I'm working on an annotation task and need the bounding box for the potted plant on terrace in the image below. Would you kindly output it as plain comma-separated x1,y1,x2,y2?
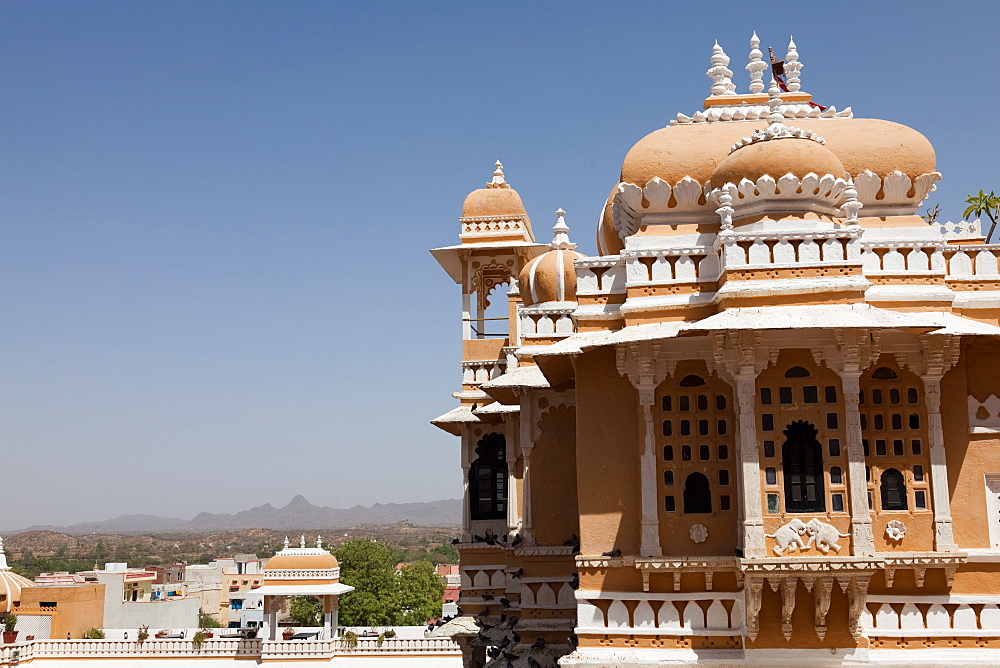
282,627,296,641
2,613,17,644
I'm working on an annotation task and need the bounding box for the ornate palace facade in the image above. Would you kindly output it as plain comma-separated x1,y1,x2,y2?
431,35,1000,666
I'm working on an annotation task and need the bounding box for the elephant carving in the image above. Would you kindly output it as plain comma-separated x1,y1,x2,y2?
764,518,808,555
805,518,850,554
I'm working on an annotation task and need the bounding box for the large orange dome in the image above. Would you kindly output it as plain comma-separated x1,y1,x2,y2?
621,117,935,188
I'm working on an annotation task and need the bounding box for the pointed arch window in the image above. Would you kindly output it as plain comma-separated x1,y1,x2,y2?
880,468,908,510
782,420,825,513
469,433,507,520
683,472,712,513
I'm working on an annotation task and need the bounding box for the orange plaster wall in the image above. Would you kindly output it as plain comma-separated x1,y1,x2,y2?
948,339,1000,548
463,338,507,362
574,348,641,556
531,403,580,546
19,585,105,639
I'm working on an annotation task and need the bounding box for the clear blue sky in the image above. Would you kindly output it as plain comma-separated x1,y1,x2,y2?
2,1,997,527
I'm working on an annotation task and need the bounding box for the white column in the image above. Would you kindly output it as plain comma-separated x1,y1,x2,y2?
736,370,765,557
461,427,473,543
841,371,875,556
505,418,519,532
640,401,662,557
462,291,472,340
922,374,958,551
519,395,534,543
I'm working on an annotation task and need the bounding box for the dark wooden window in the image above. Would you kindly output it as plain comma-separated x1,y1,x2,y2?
469,433,507,520
782,420,825,513
880,468,907,510
683,472,712,513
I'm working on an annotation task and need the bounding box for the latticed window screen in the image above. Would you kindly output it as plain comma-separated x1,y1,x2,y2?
469,433,507,520
782,420,825,513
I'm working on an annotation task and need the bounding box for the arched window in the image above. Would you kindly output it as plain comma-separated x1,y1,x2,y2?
880,468,908,510
785,366,811,378
683,472,712,513
679,374,706,387
469,433,507,520
871,367,899,380
782,420,825,513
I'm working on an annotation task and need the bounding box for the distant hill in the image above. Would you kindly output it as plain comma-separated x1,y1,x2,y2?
5,496,461,535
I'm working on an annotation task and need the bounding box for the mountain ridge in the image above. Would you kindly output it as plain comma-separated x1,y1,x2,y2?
5,497,461,535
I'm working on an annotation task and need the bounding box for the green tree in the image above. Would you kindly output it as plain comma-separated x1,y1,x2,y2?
288,596,323,627
334,540,401,626
397,561,444,625
963,190,1000,242
429,543,460,564
198,610,222,629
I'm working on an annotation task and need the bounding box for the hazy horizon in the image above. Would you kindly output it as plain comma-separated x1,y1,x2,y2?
3,1,997,526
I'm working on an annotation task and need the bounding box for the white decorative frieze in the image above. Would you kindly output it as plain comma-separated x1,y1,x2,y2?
852,170,941,216
935,219,983,239
710,173,852,219
575,591,743,637
863,599,1000,637
969,395,1000,434
612,177,711,235
671,103,852,125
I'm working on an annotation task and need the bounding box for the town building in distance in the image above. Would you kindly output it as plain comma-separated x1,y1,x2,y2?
432,34,1000,666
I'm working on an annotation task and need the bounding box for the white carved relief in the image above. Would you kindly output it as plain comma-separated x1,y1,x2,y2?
852,170,941,215
935,219,983,239
690,524,709,544
672,103,852,125
711,173,852,220
806,518,850,554
765,518,808,555
885,520,907,541
969,395,1000,433
612,177,711,238
765,518,849,555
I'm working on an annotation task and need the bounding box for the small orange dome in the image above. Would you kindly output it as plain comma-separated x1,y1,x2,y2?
710,134,847,188
519,209,585,306
264,552,339,572
462,160,530,220
596,189,624,256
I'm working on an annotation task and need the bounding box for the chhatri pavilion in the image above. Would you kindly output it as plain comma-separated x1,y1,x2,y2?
432,35,1000,666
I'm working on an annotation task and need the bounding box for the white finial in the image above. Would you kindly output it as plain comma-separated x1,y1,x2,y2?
841,182,863,224
716,191,734,230
283,536,290,550
300,534,306,549
550,208,577,251
707,40,736,96
316,535,323,549
767,78,785,125
785,36,802,93
488,160,509,188
746,32,766,95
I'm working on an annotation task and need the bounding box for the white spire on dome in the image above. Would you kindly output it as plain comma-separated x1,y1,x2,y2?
747,32,766,95
785,36,802,93
300,534,306,549
550,208,577,250
727,77,826,153
707,40,736,96
487,160,510,189
0,535,9,571
316,535,323,549
767,77,785,125
283,536,290,550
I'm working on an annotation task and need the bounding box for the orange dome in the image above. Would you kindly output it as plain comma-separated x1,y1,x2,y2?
620,117,935,188
519,209,585,306
519,249,585,306
710,135,847,188
264,551,339,572
461,160,531,223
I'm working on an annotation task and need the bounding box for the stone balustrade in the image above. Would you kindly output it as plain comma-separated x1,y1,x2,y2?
863,597,1000,637
461,358,507,385
859,242,1000,279
575,591,744,636
520,307,575,338
575,257,627,296
0,637,461,662
718,230,862,268
622,247,722,284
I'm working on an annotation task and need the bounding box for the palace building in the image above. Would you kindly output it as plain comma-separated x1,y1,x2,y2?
431,35,1000,666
